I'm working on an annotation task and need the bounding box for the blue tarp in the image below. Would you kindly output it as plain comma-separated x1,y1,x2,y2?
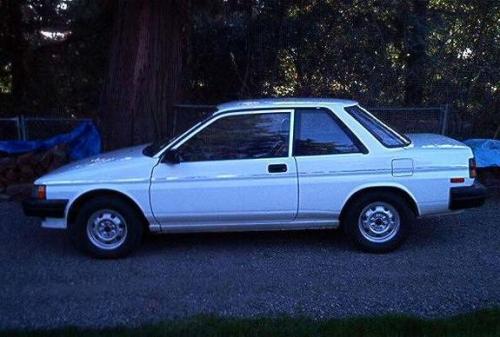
0,121,101,161
464,139,500,168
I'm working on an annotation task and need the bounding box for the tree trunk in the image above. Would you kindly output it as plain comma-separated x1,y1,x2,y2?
99,0,189,149
404,0,429,105
7,0,28,114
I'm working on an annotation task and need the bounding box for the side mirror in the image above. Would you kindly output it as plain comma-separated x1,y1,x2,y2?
163,149,180,164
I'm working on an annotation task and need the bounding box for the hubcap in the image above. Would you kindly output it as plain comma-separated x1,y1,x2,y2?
86,209,127,250
358,202,400,243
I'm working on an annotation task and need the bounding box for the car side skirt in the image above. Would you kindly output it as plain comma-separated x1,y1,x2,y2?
147,218,340,234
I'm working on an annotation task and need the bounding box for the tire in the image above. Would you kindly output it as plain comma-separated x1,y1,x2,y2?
69,196,144,258
343,191,414,253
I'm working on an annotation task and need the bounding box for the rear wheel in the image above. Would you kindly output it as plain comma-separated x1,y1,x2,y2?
343,191,413,253
69,196,143,258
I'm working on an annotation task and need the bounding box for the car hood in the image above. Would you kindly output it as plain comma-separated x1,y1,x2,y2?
37,144,158,185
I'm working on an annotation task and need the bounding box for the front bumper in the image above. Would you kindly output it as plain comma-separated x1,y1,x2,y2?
22,198,68,218
449,182,487,210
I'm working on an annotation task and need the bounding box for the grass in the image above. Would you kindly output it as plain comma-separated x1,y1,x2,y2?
1,308,499,337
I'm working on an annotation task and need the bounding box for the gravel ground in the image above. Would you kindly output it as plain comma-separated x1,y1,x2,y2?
0,199,499,330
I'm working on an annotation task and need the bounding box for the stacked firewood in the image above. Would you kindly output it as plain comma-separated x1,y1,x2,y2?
0,145,69,200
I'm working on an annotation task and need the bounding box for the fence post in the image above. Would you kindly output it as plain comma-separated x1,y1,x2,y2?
441,104,449,135
15,116,21,140
19,115,27,141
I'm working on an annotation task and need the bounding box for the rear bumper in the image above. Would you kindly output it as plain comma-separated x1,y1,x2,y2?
22,198,68,218
449,182,487,210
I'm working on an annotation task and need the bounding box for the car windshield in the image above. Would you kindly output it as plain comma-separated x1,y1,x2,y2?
143,111,215,156
345,105,411,148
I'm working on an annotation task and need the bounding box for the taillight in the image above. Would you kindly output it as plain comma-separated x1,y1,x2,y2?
469,158,477,178
32,185,46,200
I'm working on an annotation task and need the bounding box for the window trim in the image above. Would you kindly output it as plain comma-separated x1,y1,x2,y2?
292,107,369,157
170,109,295,163
345,105,411,148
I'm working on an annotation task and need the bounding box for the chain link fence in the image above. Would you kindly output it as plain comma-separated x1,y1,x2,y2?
0,116,91,141
171,104,451,138
0,105,451,142
368,106,449,135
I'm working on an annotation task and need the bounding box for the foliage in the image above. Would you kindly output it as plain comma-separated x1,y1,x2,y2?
0,0,498,137
187,0,499,137
0,0,110,117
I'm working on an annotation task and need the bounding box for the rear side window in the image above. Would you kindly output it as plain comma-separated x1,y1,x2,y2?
294,108,364,156
345,105,410,148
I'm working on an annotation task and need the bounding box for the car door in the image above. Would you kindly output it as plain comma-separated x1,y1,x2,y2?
293,107,369,221
150,110,298,230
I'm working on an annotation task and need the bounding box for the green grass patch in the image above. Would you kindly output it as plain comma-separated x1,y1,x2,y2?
2,308,499,337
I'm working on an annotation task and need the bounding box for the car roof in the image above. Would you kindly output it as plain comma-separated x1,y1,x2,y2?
215,98,358,114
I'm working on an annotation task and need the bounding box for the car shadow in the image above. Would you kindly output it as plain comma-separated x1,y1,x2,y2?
19,207,470,259
137,211,458,257
139,228,351,256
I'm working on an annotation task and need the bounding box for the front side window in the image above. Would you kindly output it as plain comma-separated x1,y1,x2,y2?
345,105,411,147
178,112,290,162
294,108,363,156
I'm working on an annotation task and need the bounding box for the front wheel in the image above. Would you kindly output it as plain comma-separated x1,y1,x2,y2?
69,196,144,258
343,191,414,253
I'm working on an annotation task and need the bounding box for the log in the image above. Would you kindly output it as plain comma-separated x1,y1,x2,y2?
20,165,35,180
0,157,16,170
16,152,35,166
5,169,18,182
39,151,53,170
5,183,32,200
0,145,71,193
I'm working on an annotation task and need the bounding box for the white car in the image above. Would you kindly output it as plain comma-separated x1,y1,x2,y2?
23,99,487,258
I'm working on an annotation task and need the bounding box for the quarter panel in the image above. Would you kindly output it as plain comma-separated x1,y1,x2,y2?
294,105,474,220
296,149,471,220
295,153,390,218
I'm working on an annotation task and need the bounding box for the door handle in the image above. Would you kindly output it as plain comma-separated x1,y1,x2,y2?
268,163,287,173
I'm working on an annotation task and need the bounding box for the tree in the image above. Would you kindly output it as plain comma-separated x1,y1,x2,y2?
0,0,110,117
401,0,429,105
0,0,497,140
1,0,28,113
98,0,189,149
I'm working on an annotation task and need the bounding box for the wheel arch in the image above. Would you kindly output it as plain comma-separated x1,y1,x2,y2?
67,189,149,231
339,185,420,223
